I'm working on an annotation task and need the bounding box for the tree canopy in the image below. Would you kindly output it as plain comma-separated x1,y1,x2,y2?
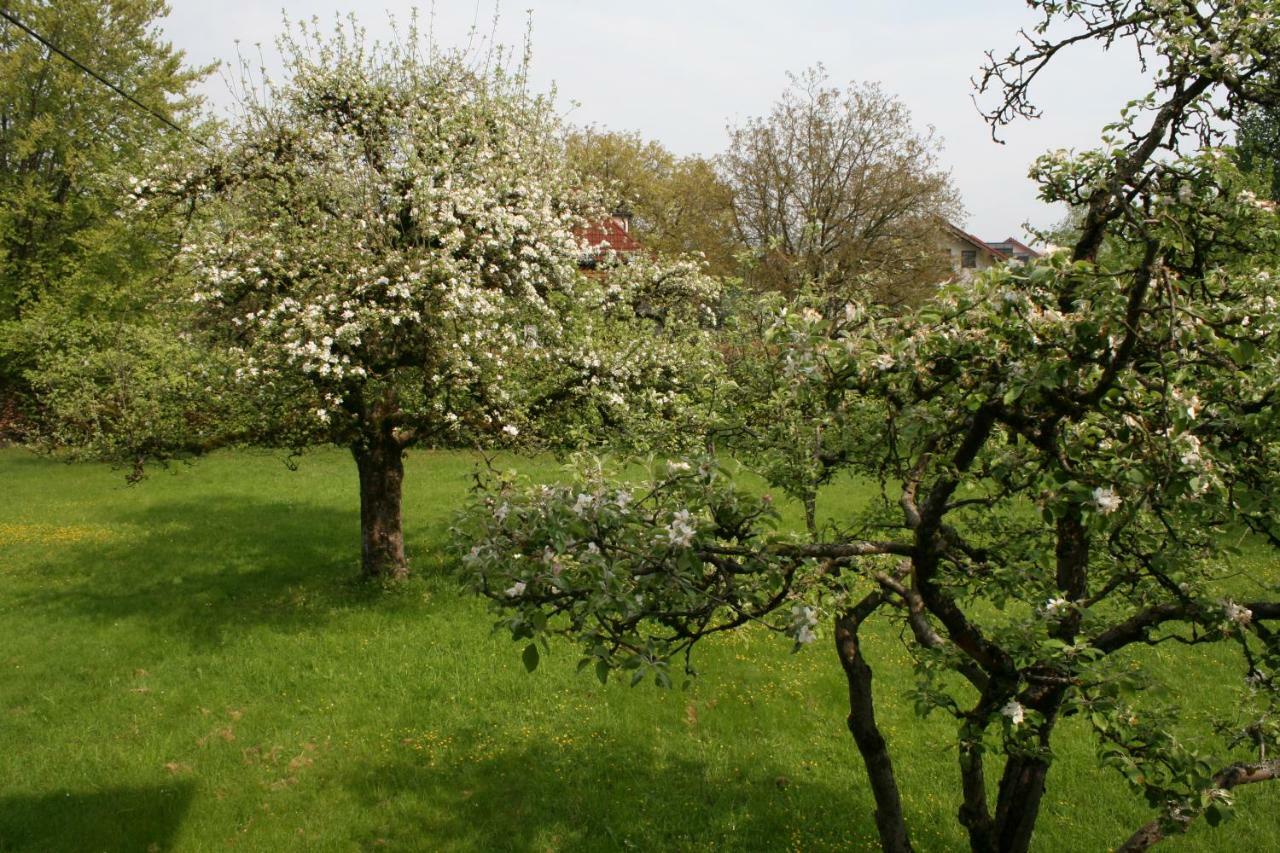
0,0,207,413
720,66,961,307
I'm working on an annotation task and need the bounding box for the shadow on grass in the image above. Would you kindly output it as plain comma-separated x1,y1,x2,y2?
0,782,195,852
15,495,424,648
340,740,877,851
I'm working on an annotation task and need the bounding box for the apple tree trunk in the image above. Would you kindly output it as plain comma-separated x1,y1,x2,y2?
352,435,408,581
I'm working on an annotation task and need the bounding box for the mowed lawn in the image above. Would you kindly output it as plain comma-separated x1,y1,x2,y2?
0,447,1276,852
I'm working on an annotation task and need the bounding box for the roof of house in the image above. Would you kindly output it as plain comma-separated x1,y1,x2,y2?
576,217,642,254
986,236,1042,259
941,220,1009,261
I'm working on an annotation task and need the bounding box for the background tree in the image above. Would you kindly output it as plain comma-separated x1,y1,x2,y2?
720,66,961,307
713,294,885,538
1236,93,1280,201
565,128,741,278
462,3,1280,852
0,0,206,425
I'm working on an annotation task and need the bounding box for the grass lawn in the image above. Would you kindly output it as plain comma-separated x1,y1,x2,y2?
0,446,1276,851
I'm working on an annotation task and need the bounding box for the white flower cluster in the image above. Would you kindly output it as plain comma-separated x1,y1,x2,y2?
1239,189,1278,212
573,492,597,517
1221,600,1253,627
789,604,819,646
1040,597,1071,619
1091,487,1122,515
666,509,697,547
872,353,896,372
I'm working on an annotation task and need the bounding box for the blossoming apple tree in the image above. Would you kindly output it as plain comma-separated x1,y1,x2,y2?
168,19,718,580
459,3,1280,850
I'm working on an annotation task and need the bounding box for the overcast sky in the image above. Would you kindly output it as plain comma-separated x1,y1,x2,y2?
159,1,1153,243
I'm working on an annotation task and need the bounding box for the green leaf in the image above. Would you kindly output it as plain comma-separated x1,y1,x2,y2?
522,643,540,673
595,660,609,686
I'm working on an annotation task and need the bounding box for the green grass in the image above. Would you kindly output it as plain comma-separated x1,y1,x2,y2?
0,446,1275,851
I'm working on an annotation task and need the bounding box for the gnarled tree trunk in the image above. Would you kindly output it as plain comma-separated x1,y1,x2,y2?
836,593,915,853
992,750,1053,853
352,432,408,581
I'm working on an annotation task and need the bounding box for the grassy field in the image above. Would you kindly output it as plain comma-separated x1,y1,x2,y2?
0,446,1276,852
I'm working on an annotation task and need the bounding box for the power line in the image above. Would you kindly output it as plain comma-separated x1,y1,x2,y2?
0,6,204,146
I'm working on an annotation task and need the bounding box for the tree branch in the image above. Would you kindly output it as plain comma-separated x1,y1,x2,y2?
1117,759,1280,852
1091,602,1280,654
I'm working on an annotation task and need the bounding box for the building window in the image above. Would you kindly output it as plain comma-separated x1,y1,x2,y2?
961,250,977,269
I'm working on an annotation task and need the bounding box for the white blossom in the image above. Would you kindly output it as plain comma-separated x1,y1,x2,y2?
1091,487,1121,515
666,509,697,547
790,604,820,645
1001,700,1025,726
1041,597,1071,618
1223,600,1253,626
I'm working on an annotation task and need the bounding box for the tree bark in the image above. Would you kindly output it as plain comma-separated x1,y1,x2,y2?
835,594,915,853
992,753,1051,853
957,732,996,853
803,490,818,539
352,433,408,581
991,706,1061,853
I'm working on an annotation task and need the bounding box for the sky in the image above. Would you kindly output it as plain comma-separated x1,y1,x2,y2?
158,1,1154,243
